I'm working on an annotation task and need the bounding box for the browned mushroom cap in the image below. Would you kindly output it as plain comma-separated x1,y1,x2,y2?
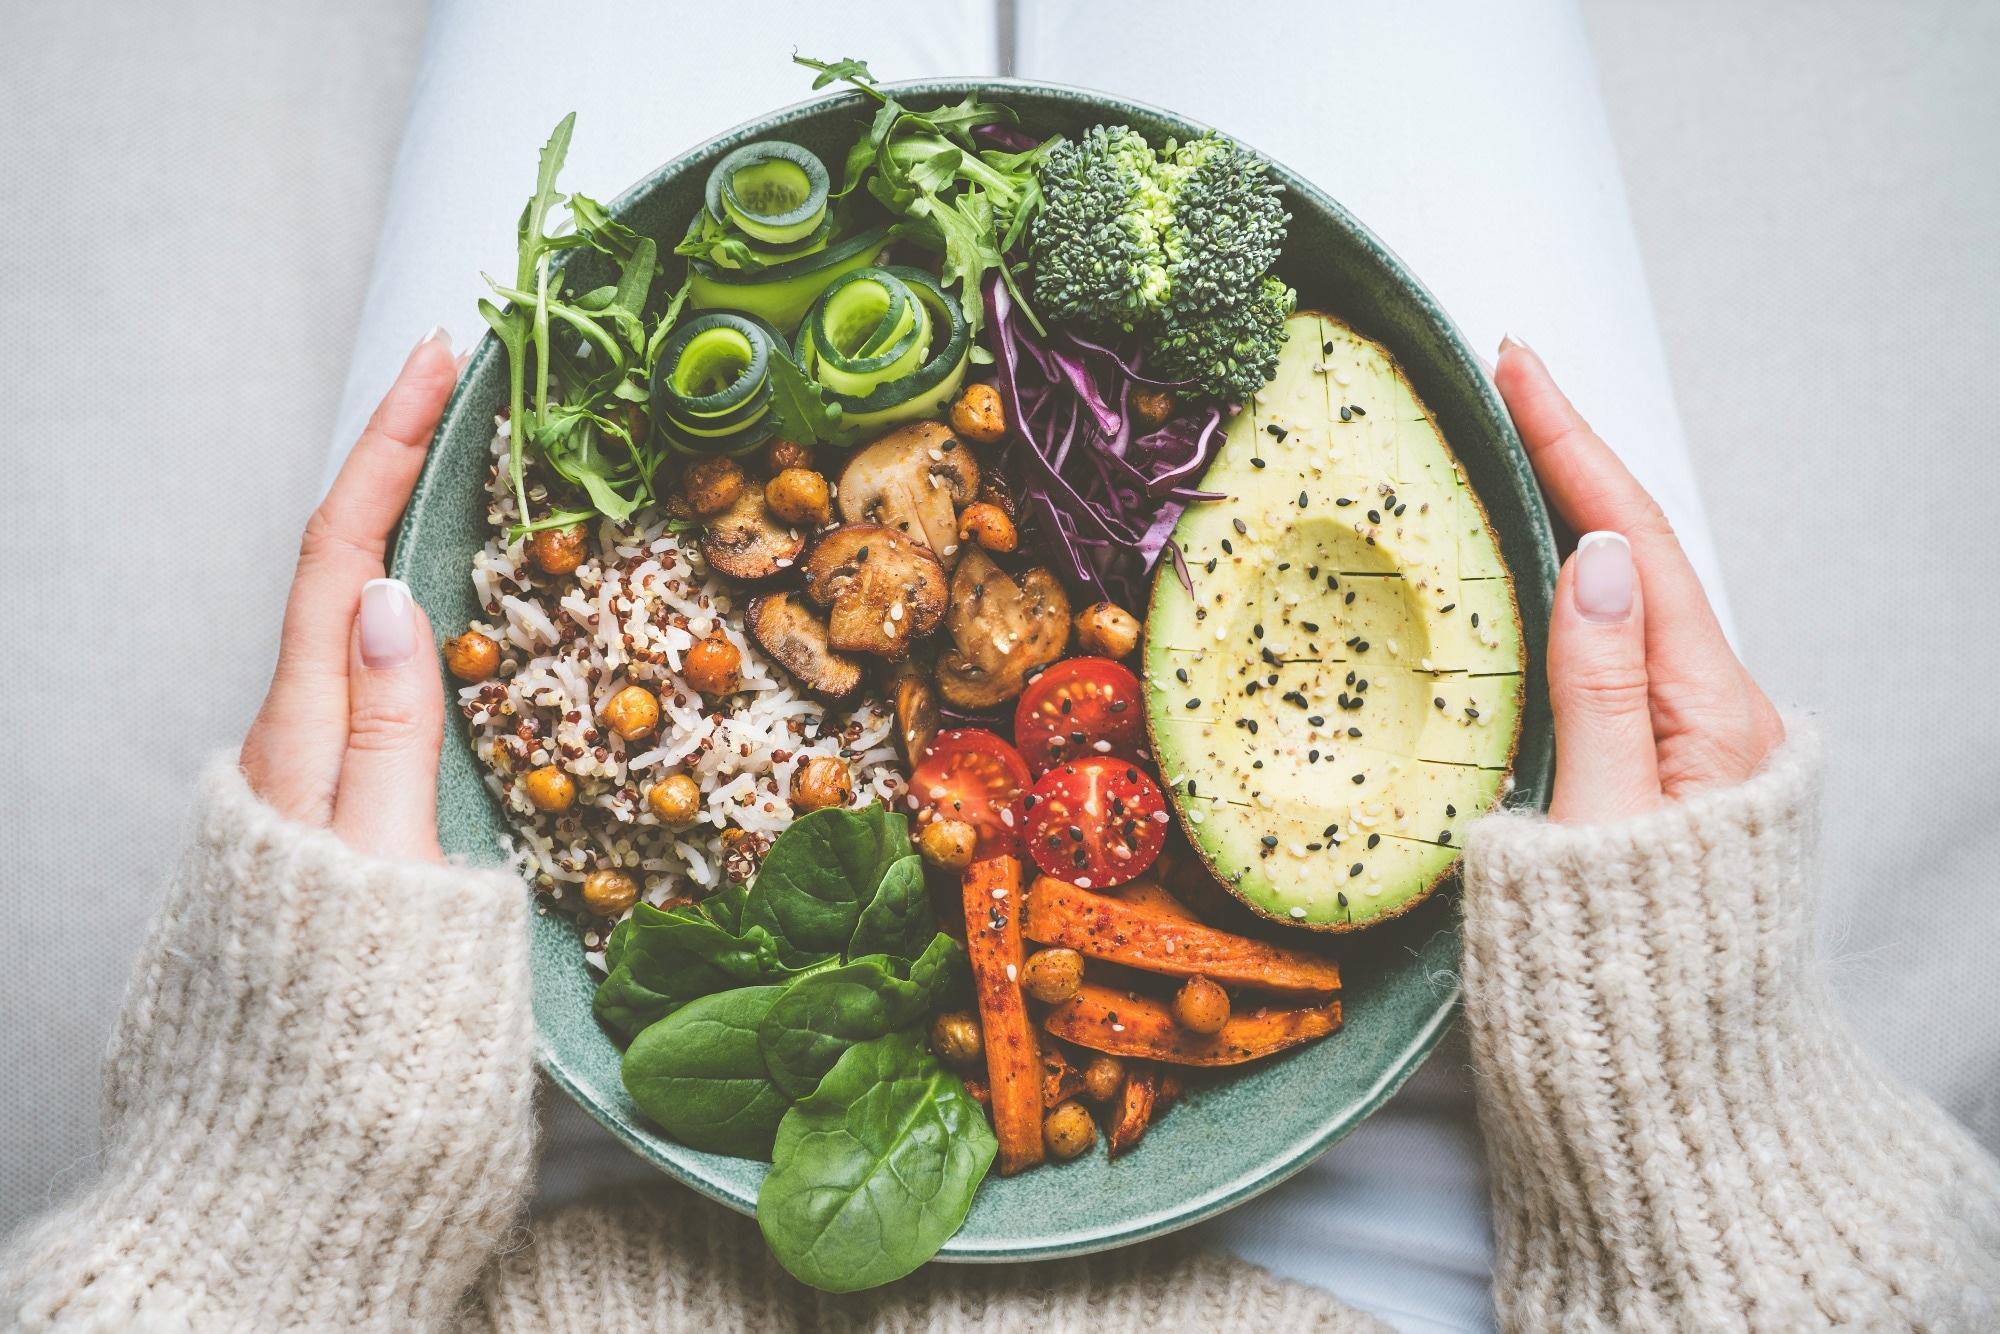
890,664,939,764
800,523,948,660
700,486,807,581
836,421,980,568
746,592,864,701
935,548,1071,709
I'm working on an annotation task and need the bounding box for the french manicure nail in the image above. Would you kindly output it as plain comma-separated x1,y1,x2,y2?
416,325,450,352
1498,332,1529,357
1574,531,1634,623
360,578,418,667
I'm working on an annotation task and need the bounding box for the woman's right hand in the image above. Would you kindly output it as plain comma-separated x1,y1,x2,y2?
1493,336,1786,823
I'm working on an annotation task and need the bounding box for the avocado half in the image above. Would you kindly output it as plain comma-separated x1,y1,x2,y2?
1144,310,1524,932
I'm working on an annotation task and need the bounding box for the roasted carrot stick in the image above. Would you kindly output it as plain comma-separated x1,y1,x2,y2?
963,856,1044,1175
1044,983,1342,1066
1023,877,1342,997
1109,875,1199,922
1107,1064,1158,1158
1042,1045,1086,1109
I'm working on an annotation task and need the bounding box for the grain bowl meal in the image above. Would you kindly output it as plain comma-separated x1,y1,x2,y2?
444,55,1523,1291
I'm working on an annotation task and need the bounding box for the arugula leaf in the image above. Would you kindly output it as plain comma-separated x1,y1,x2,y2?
758,1030,996,1292
756,935,960,1101
765,350,843,447
623,986,792,1158
743,804,911,958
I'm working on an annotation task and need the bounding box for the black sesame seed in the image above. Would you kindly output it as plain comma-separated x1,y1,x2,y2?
1023,793,1038,809
1307,714,1325,726
1307,841,1323,851
1207,557,1219,574
1440,602,1456,613
1301,621,1319,633
1356,678,1369,693
1439,830,1453,845
1253,623,1265,639
1352,773,1366,785
1350,404,1366,416
1068,825,1084,842
1322,823,1339,838
1060,698,1073,714
1466,706,1481,719
1349,863,1364,877
1233,517,1249,536
1251,457,1267,469
1348,727,1361,737
1471,612,1481,628
1298,491,1310,508
1176,667,1189,683
1322,340,1334,356
1308,748,1320,762
1339,405,1352,421
1355,640,1370,653
1266,423,1285,438
1307,565,1319,579
1220,538,1234,555
1261,834,1279,848
1245,682,1259,696
1367,509,1382,524
1186,698,1201,709
1345,591,1356,604
1395,503,1407,517
1126,767,1138,782
1246,719,1259,734
1336,497,1353,507
1110,699,1128,713
1073,849,1089,867
1367,833,1381,849
1277,562,1289,571
1445,804,1456,817
1435,696,1447,709
1345,670,1356,685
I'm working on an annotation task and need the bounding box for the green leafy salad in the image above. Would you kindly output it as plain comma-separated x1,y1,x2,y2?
600,804,990,1291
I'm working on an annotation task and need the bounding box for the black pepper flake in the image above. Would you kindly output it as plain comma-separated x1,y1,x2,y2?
1339,406,1353,421
1446,803,1457,817
1351,773,1366,785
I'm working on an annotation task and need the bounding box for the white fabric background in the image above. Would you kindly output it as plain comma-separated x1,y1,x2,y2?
2,2,1994,1329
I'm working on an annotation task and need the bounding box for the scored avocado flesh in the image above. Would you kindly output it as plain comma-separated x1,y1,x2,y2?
1144,310,1523,931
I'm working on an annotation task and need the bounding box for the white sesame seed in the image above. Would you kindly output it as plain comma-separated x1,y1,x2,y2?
1290,906,1307,919
1005,963,1018,981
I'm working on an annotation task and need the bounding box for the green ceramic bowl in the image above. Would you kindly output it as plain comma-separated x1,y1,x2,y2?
392,79,1557,1263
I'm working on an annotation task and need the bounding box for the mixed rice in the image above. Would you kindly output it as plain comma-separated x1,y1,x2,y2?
456,422,904,936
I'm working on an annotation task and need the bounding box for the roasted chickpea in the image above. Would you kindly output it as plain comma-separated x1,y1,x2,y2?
1172,975,1230,1035
683,456,746,516
930,1010,984,1071
581,867,640,916
949,382,1007,444
790,755,854,812
1022,947,1085,1004
682,634,742,697
647,773,702,827
522,764,575,813
1130,386,1178,430
766,438,813,473
1043,1100,1097,1160
764,467,832,527
957,501,1017,554
444,630,501,682
1081,1054,1126,1103
601,684,660,740
529,523,588,576
917,817,977,871
1075,601,1142,659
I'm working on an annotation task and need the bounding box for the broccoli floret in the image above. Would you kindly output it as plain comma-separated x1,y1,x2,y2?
1028,127,1292,398
1029,125,1179,330
1161,136,1288,316
1149,276,1296,403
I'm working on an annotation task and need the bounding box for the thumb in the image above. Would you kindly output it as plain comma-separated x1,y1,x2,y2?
333,578,446,861
1547,531,1661,823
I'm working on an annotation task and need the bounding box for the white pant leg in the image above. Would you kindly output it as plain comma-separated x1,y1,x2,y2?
1019,5,1721,1328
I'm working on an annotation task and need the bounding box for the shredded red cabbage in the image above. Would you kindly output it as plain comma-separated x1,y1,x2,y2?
984,273,1227,606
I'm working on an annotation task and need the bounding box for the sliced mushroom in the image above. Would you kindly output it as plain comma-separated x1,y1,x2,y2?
935,548,1071,709
700,486,807,581
801,523,947,660
836,420,980,568
973,464,1016,520
746,592,864,701
891,665,940,764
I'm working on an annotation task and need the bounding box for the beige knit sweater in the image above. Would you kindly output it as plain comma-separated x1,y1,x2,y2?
3,728,1995,1330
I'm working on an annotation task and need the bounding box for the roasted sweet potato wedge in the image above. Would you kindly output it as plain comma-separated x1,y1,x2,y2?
1044,983,1342,1067
1042,1045,1086,1110
1108,875,1198,922
963,856,1043,1175
1107,1064,1159,1158
1023,878,1341,998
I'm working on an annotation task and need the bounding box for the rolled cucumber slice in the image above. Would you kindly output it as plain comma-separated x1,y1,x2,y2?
688,224,893,333
798,268,931,399
818,267,972,440
704,142,830,245
649,311,791,457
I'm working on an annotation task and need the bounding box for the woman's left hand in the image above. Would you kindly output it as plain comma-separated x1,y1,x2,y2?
239,328,459,860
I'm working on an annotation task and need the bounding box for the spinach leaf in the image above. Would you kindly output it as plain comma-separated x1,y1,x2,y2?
592,901,799,1040
757,934,961,1101
758,1030,995,1292
845,855,933,961
623,986,789,1158
744,804,910,959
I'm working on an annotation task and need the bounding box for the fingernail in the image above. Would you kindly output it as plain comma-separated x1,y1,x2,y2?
360,578,417,667
415,325,450,353
1574,531,1634,622
1498,333,1529,356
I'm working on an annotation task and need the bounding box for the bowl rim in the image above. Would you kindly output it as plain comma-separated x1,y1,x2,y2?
399,73,1552,1263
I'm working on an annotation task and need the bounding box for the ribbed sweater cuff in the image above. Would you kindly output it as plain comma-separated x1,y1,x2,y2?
464,1188,1388,1333
1460,723,2000,1329
2,759,537,1331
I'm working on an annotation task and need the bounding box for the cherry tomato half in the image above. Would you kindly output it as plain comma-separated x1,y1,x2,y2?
1022,756,1168,888
906,728,1032,859
1012,657,1147,777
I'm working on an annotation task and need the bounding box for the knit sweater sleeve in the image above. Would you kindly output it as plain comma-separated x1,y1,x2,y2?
1460,724,2000,1330
0,759,537,1331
